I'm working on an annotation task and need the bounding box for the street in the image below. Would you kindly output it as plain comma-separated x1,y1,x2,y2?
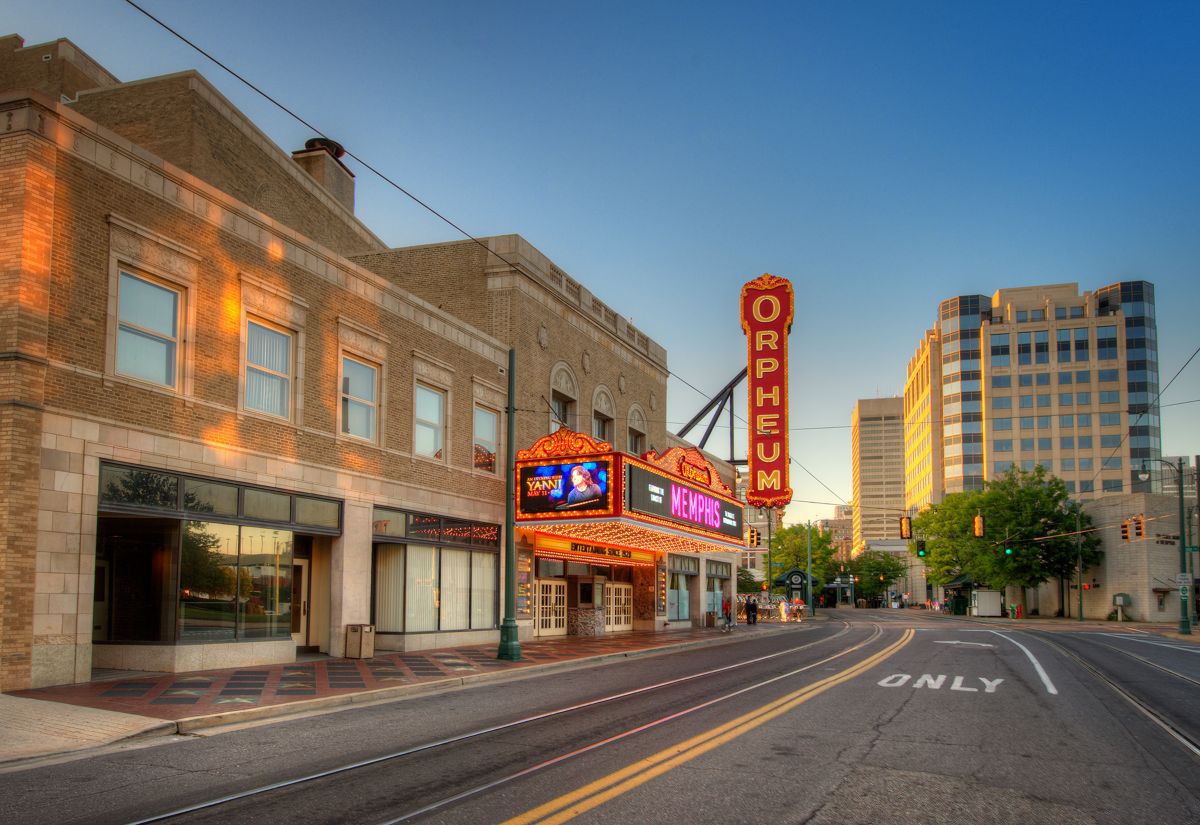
2,613,1197,824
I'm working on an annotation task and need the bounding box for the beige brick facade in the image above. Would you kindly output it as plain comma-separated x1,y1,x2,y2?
1033,492,1195,622
0,35,712,690
353,234,670,458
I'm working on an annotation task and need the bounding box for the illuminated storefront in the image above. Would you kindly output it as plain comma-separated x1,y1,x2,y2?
515,428,745,636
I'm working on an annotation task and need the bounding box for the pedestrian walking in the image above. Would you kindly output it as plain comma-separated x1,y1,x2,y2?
747,596,758,625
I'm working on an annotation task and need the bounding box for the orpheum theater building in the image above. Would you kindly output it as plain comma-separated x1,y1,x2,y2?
514,430,744,636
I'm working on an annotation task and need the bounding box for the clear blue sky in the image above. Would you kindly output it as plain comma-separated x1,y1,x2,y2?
10,1,1199,524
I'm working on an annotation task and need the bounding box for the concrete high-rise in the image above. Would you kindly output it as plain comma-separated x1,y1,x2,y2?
851,398,905,554
905,281,1161,505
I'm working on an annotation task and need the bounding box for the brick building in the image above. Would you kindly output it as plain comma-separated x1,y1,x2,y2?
0,35,738,690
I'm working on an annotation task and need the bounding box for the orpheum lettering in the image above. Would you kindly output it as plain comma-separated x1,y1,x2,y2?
740,274,794,508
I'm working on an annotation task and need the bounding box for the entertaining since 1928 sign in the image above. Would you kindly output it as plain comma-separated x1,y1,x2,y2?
740,273,794,508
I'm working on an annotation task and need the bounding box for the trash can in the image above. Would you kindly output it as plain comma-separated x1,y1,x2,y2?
704,611,717,628
345,624,375,658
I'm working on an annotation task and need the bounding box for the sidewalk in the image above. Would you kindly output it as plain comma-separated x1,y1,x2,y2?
1,622,795,766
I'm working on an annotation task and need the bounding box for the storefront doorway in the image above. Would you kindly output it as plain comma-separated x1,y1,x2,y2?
537,579,567,636
291,557,310,647
605,583,633,631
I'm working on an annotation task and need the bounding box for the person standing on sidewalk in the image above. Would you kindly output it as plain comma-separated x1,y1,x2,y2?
721,595,733,632
747,596,758,625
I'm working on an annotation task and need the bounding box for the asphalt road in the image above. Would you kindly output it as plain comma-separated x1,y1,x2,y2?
2,613,1197,825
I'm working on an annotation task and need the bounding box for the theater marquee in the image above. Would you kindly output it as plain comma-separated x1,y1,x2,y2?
740,273,794,508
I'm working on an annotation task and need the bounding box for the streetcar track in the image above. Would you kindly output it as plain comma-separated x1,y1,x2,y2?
124,621,874,824
1074,635,1200,689
381,623,895,825
1028,631,1200,759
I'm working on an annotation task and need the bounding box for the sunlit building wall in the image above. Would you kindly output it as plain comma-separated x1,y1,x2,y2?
913,282,1161,504
904,328,943,514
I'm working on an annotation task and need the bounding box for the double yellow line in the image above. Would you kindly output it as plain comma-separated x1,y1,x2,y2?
504,628,914,825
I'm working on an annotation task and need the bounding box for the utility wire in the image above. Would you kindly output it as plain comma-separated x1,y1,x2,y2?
122,1,529,277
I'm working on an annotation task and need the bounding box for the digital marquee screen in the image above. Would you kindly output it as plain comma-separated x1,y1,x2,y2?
517,460,612,515
626,464,744,540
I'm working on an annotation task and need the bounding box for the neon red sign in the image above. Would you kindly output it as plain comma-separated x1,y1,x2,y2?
740,274,794,508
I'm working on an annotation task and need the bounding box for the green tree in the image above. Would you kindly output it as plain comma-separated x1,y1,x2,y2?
771,524,838,591
849,550,907,601
913,466,1103,603
736,566,759,593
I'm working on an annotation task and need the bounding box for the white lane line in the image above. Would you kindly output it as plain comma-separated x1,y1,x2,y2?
1097,633,1200,653
986,630,1058,695
933,640,994,648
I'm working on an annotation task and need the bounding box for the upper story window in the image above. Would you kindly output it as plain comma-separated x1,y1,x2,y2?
551,391,575,431
592,410,613,442
341,356,379,441
245,319,293,419
117,271,181,388
473,405,499,473
415,383,446,460
627,405,647,455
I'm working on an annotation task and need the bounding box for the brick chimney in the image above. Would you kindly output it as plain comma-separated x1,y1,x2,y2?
292,137,355,213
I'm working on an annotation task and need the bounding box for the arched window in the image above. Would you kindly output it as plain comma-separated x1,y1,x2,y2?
549,362,578,433
592,385,615,443
627,404,647,455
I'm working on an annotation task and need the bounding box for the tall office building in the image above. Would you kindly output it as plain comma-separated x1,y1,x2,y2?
816,504,854,561
908,281,1160,503
851,398,906,554
904,329,943,514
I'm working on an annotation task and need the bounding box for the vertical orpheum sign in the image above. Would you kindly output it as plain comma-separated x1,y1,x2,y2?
740,274,794,508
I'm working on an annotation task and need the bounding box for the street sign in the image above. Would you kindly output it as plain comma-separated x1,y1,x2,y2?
1176,573,1191,585
1182,585,1191,597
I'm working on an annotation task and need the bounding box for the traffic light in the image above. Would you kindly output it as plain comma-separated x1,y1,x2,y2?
899,516,912,539
747,527,761,547
761,581,768,591
1004,547,1013,556
973,514,985,538
1133,515,1145,539
1082,583,1091,591
1120,519,1130,542
916,540,928,557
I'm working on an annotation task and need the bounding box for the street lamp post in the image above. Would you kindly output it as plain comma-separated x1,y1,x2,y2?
1139,458,1191,635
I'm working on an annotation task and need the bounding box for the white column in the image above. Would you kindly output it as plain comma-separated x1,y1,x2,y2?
329,501,372,657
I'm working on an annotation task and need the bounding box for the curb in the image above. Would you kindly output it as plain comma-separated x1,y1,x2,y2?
172,627,783,734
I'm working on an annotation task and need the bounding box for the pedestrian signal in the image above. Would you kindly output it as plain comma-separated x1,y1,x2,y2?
761,581,768,591
900,516,912,539
973,514,985,538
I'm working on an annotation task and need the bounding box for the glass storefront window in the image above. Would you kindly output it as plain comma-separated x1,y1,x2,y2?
244,489,291,522
375,544,405,633
296,496,340,529
406,544,439,632
440,548,471,631
237,526,293,639
100,465,178,509
179,521,239,640
668,572,691,621
471,551,497,629
183,479,238,516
